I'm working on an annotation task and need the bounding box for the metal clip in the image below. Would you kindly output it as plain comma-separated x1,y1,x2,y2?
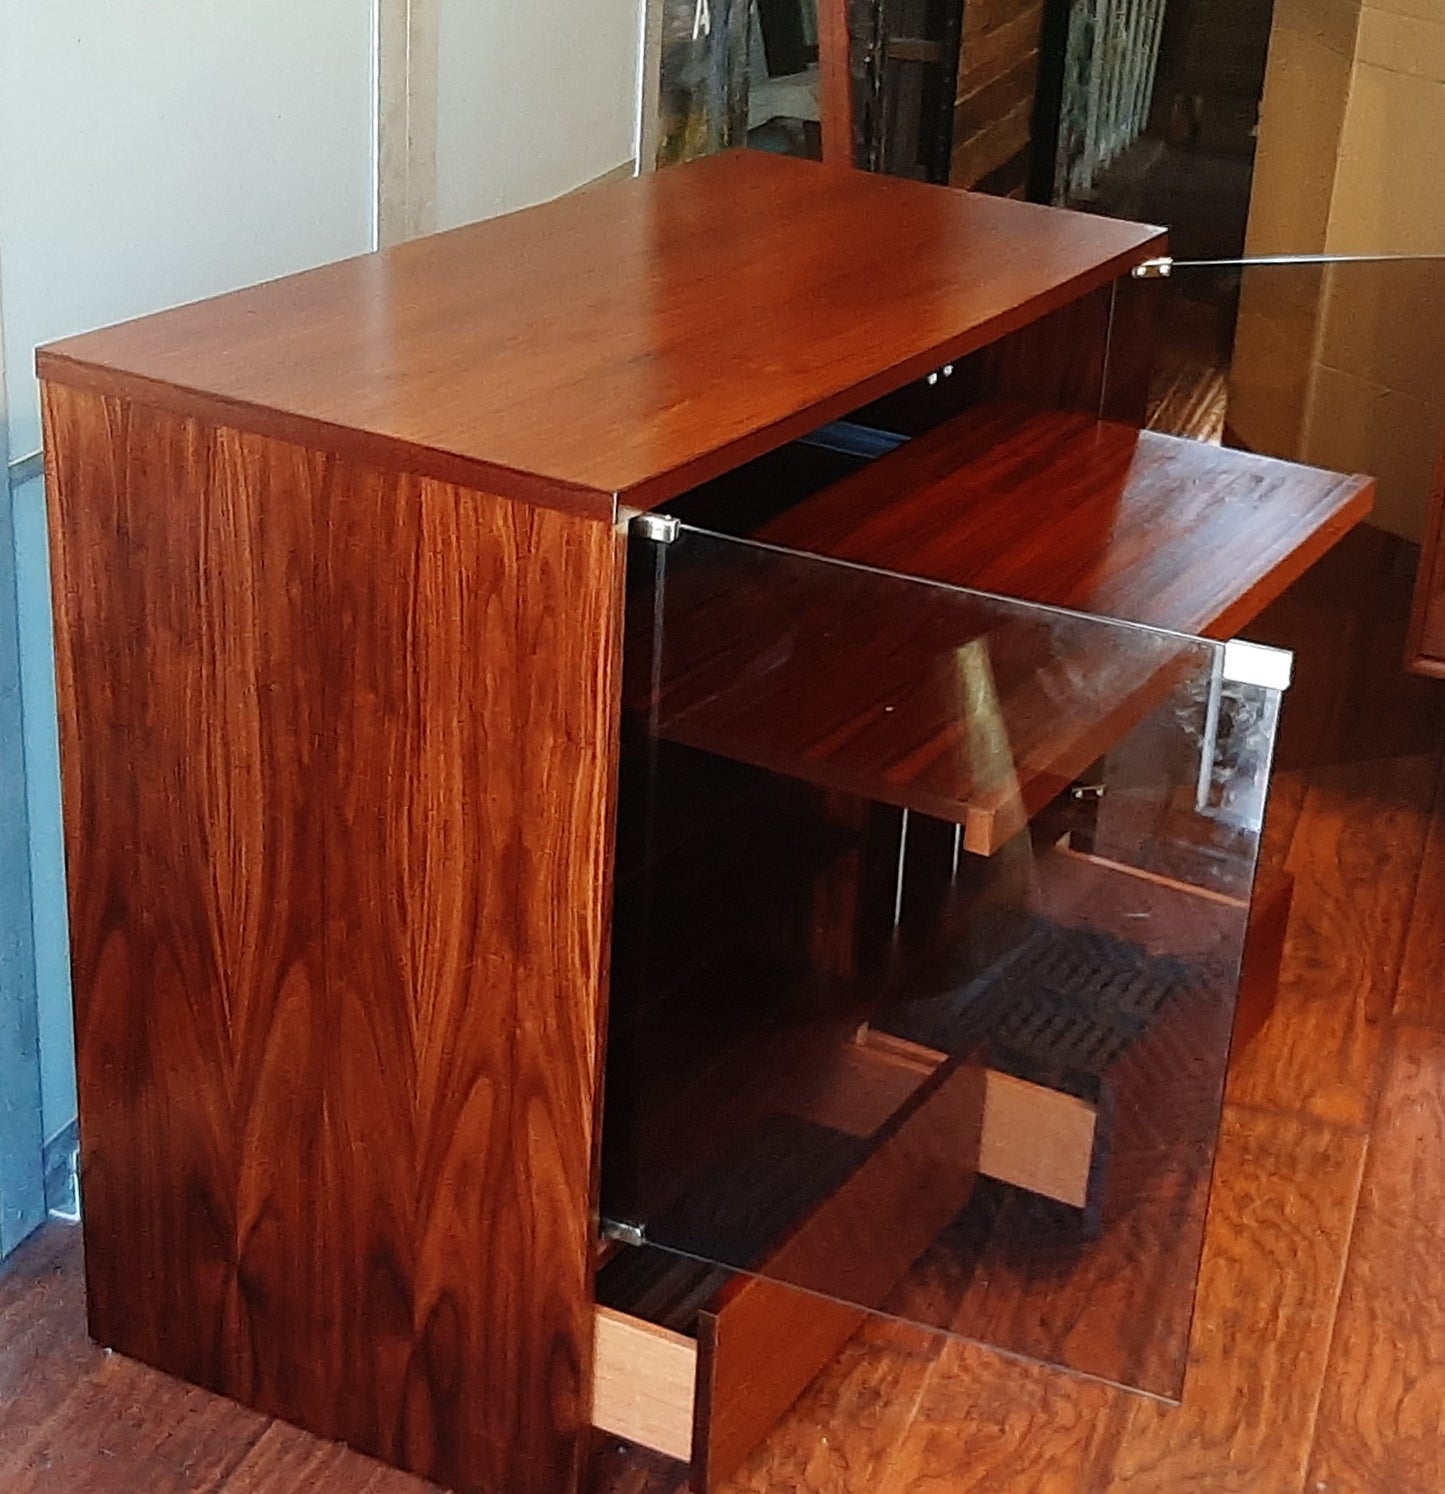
1221,639,1293,691
1130,257,1174,280
627,510,681,544
601,1218,647,1247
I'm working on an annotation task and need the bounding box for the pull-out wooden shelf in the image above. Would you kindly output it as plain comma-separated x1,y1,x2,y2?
631,401,1372,854
759,399,1374,638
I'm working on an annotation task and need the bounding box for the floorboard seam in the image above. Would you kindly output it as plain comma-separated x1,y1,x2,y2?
1297,1019,1399,1490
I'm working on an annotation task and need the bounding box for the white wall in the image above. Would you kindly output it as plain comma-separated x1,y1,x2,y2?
0,0,377,1144
0,0,377,460
434,0,641,229
0,0,645,1150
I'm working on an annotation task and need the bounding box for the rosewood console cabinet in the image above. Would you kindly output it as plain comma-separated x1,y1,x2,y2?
38,151,1372,1494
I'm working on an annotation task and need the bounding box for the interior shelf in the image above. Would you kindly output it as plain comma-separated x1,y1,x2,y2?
757,398,1374,639
627,545,1192,855
631,402,1368,854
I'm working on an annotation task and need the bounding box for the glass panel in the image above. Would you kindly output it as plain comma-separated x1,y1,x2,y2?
1032,0,1445,260
1142,258,1445,529
601,522,1285,1398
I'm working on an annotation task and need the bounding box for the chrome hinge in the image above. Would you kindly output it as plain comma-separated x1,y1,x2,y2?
601,1217,648,1248
625,509,681,544
1131,257,1174,280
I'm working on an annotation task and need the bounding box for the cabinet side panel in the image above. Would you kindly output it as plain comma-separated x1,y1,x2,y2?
959,276,1158,425
1406,437,1445,676
41,382,623,1494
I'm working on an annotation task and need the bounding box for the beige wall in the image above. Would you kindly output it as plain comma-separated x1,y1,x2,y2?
1231,0,1445,540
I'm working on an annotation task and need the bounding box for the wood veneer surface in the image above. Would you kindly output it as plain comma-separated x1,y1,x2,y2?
628,531,1208,856
36,152,1163,515
41,383,624,1494
1308,1024,1445,1492
6,526,1443,1494
759,399,1375,640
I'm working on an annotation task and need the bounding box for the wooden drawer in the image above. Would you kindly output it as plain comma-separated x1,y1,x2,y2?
593,1044,986,1489
590,1028,1122,1487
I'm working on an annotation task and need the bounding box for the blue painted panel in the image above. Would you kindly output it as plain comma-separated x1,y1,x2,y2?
13,473,74,1144
0,468,45,1258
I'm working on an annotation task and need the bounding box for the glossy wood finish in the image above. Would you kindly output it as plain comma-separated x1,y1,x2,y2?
1308,1024,1445,1492
959,280,1156,426
697,1278,869,1489
1405,435,1445,676
760,399,1375,640
1101,1108,1365,1492
1232,867,1293,1055
37,152,1164,515
1396,753,1445,1026
8,527,1444,1494
41,383,625,1494
632,534,1206,855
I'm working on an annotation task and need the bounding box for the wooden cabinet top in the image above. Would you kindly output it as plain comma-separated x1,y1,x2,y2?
38,151,1163,518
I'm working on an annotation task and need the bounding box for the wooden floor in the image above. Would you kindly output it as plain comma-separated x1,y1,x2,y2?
5,525,1445,1493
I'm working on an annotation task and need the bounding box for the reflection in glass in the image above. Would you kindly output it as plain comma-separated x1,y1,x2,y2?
1144,257,1445,552
601,523,1283,1397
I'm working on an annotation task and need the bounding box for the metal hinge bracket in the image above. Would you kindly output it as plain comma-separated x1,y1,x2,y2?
1222,639,1293,691
1131,257,1174,280
624,509,681,544
601,1217,648,1248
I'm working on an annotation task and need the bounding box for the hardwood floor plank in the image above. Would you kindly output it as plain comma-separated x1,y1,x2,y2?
0,1351,266,1494
0,1231,97,1467
1226,754,1435,1127
0,1224,73,1317
1258,767,1308,877
720,1317,944,1494
220,1422,438,1492
1395,756,1445,1027
884,1335,1126,1492
1307,1026,1445,1494
1100,1106,1365,1492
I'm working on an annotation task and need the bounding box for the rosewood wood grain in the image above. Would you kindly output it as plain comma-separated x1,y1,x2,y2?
956,279,1156,426
1105,1106,1365,1492
738,1049,983,1311
696,1280,869,1491
631,536,1204,855
8,532,1445,1494
721,1316,943,1494
1307,1025,1445,1493
1396,753,1445,1027
1231,868,1293,1056
885,1332,1124,1492
832,273,1154,440
41,382,625,1494
1405,432,1445,676
36,153,1164,515
1226,754,1434,1128
758,399,1375,641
